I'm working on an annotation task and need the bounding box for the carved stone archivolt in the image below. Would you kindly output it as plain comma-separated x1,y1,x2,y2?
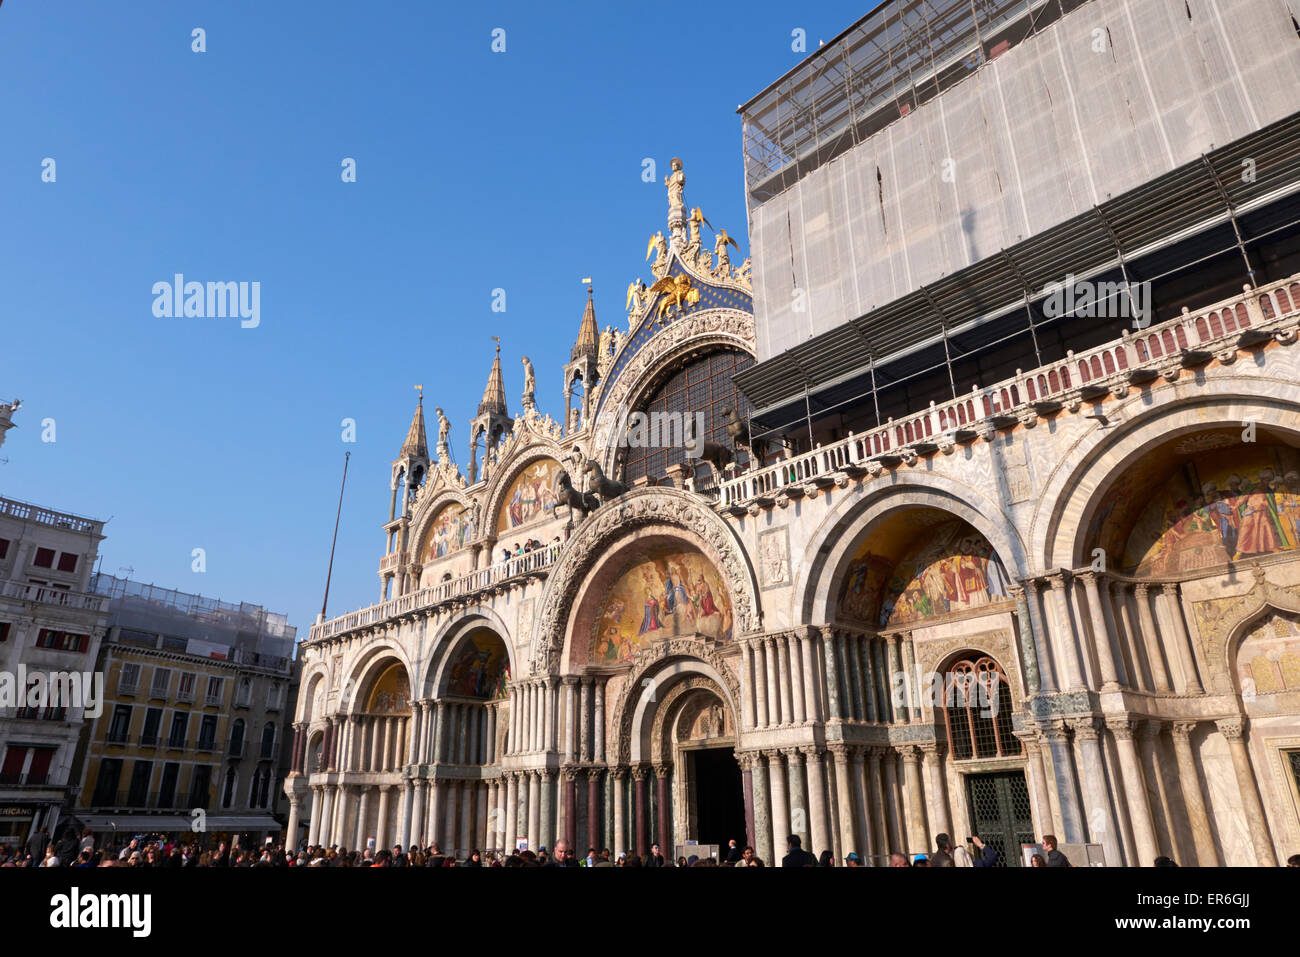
477,440,567,542
588,308,755,468
528,487,761,673
607,637,742,766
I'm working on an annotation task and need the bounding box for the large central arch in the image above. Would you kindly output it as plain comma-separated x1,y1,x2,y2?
529,487,762,673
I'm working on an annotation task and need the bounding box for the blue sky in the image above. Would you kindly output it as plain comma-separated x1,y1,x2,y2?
0,0,869,637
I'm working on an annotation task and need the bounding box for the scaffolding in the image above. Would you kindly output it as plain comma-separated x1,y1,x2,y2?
90,573,296,663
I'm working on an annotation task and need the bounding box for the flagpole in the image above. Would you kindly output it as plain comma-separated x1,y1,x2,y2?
320,451,350,622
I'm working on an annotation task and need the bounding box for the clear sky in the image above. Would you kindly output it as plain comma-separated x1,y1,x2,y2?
0,0,870,638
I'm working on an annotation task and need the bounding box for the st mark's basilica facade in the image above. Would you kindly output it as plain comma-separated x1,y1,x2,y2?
284,163,1300,868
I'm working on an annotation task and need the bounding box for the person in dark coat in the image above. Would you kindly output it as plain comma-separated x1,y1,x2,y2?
781,834,816,867
969,835,997,867
725,839,742,864
1042,834,1071,867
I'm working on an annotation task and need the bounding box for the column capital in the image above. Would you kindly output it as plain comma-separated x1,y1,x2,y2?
1013,730,1041,753
652,764,669,778
630,765,649,782
779,746,801,760
819,625,836,641
588,766,606,781
379,783,394,794
1171,720,1199,738
1104,717,1136,740
1008,582,1027,601
1215,716,1245,740
1039,721,1070,745
865,745,885,764
562,767,581,783
1047,571,1071,591
1067,716,1101,740
1134,582,1151,598
896,744,921,762
799,745,823,762
612,765,629,781
826,743,851,762
412,778,428,793
562,675,580,687
918,739,945,757
1078,570,1101,588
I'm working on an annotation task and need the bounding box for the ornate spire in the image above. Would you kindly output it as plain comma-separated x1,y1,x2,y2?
572,284,598,361
400,387,428,458
478,338,508,416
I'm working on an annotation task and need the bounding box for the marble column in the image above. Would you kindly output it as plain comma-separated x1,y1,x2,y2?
378,784,395,850
286,796,302,851
768,750,789,856
527,771,541,851
1048,574,1086,691
1080,573,1121,691
1134,584,1173,693
503,772,518,852
789,633,807,724
562,768,577,848
844,633,864,722
1169,721,1216,866
1110,585,1145,690
800,628,820,723
588,768,602,852
867,747,887,863
848,747,871,861
905,636,922,724
633,766,650,858
319,786,336,847
1010,583,1043,694
580,679,593,764
594,680,606,764
1041,722,1085,843
753,640,770,728
540,771,554,851
1105,719,1158,867
1069,718,1120,866
654,766,670,851
778,639,796,727
873,639,892,723
886,638,905,723
428,780,445,849
307,787,322,847
820,627,842,720
563,677,578,762
750,753,773,864
829,746,856,862
1017,734,1054,841
1216,717,1276,866
612,768,628,857
858,636,878,722
764,638,781,725
920,742,950,838
804,747,831,861
434,701,448,763
899,746,927,854
784,748,810,853
1159,584,1204,695
882,751,902,851
740,643,757,730
410,780,426,849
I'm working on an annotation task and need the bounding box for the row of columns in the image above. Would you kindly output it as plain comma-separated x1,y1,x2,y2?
738,744,949,866
1034,572,1203,696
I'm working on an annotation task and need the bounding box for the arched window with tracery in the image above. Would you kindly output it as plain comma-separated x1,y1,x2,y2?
943,655,1020,760
620,348,754,486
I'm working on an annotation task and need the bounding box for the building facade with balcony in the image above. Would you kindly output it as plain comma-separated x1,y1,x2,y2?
288,0,1300,866
71,576,298,846
0,490,110,849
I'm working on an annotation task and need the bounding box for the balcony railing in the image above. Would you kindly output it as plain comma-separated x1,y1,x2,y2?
312,542,562,641
719,276,1300,508
0,496,102,534
379,552,402,573
0,580,109,612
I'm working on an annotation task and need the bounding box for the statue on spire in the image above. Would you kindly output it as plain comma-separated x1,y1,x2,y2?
665,157,687,251
521,355,536,413
435,406,451,463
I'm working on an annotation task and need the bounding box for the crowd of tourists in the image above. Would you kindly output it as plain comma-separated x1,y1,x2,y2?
8,825,1297,868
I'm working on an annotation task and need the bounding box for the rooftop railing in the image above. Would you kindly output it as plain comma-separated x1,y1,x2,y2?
0,580,110,612
0,496,103,534
719,276,1300,509
311,542,562,642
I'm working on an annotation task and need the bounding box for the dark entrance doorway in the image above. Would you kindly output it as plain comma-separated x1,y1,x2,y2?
965,770,1034,867
688,747,746,849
